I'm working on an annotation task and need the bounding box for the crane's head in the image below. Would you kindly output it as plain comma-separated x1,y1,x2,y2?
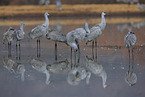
129,32,135,34
8,27,14,31
102,12,106,16
44,12,50,16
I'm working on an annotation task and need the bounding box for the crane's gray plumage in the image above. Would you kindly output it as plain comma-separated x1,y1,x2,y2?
84,12,106,44
66,23,90,50
28,12,49,40
2,27,14,44
124,32,136,48
46,29,67,43
13,22,25,41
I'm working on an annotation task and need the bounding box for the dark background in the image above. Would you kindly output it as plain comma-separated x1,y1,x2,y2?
0,0,145,5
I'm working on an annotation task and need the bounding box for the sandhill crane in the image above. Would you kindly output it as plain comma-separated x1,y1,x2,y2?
13,22,25,47
46,29,66,46
124,32,136,53
3,27,14,45
28,12,50,57
46,29,67,60
84,12,106,45
84,12,106,59
66,23,90,51
2,27,14,57
12,22,25,59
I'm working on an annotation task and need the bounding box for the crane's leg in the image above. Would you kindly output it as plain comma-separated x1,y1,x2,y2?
92,41,94,59
8,42,10,58
71,47,72,67
16,41,18,60
74,50,77,67
77,44,80,65
77,49,80,66
95,39,97,60
9,42,11,57
128,48,130,64
55,41,57,61
39,39,41,57
37,39,39,57
19,41,21,60
77,44,80,51
131,46,134,70
128,48,131,72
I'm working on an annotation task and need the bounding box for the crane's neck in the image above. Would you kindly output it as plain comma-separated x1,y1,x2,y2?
85,23,90,35
100,14,106,31
44,14,49,29
100,70,107,88
20,23,23,32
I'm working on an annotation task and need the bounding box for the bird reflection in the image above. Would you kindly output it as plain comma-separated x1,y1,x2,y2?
55,22,62,32
117,20,145,32
84,56,107,88
124,48,137,86
28,58,50,85
39,0,50,5
67,49,91,86
124,37,137,86
3,56,25,82
116,0,138,4
55,0,62,11
47,59,71,74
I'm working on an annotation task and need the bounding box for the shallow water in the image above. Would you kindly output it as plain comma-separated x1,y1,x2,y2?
0,17,145,97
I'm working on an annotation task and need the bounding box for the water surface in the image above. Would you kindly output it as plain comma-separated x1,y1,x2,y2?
0,17,145,97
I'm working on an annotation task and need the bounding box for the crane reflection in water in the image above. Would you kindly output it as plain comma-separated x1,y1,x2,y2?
67,48,91,86
2,56,25,82
124,32,137,86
